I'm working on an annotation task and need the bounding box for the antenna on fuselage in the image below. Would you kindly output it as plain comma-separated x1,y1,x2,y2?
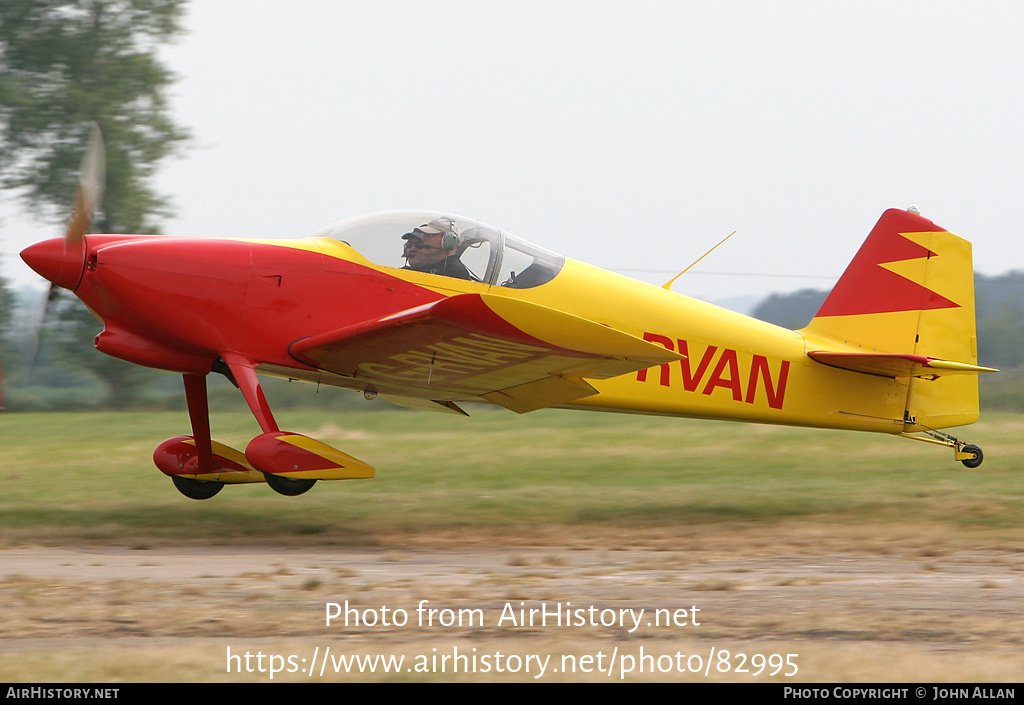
662,230,737,291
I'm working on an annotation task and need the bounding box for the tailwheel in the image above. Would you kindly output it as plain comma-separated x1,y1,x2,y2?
959,444,984,469
171,475,225,500
903,429,986,469
263,472,317,497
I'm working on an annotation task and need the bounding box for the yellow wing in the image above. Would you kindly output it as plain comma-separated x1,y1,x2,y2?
289,293,682,413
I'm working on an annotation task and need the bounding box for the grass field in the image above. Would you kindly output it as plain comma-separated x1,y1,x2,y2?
2,407,1022,542
1,407,1022,682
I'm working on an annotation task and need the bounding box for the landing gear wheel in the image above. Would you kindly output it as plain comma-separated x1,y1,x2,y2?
960,444,984,469
172,475,225,500
263,472,317,496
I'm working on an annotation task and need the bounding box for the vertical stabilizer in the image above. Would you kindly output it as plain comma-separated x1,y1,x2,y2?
802,208,981,430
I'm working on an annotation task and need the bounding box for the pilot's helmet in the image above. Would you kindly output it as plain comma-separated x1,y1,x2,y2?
402,217,460,250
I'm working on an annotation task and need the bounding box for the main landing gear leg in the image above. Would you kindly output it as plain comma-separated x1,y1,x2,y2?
220,353,317,497
184,373,216,472
171,373,225,499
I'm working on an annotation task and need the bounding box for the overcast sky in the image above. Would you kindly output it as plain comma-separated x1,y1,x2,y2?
4,0,1024,305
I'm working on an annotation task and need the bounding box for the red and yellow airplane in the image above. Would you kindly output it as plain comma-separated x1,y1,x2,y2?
21,129,995,499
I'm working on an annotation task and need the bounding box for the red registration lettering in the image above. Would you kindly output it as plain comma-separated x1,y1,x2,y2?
636,333,789,409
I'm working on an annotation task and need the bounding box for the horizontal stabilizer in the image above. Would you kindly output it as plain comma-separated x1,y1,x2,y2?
809,351,997,379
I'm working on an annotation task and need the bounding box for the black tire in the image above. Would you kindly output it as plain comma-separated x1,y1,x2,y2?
263,472,317,496
960,444,983,469
171,475,224,500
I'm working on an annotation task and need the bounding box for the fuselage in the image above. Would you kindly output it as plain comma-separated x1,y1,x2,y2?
23,226,910,436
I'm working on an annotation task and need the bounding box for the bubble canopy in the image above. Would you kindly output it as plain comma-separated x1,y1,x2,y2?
310,211,565,289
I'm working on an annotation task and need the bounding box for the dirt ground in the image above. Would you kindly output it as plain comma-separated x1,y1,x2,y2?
1,525,1022,682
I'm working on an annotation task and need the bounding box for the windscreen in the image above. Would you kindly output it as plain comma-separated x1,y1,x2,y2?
311,211,564,288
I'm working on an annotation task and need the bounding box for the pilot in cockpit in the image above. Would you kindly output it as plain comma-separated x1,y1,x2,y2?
401,217,476,280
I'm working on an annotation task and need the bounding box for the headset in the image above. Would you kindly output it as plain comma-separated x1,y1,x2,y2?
440,218,460,251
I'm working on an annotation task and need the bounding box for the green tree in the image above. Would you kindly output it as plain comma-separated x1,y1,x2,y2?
0,256,15,375
751,289,827,329
0,0,189,406
0,0,188,231
976,307,1024,371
